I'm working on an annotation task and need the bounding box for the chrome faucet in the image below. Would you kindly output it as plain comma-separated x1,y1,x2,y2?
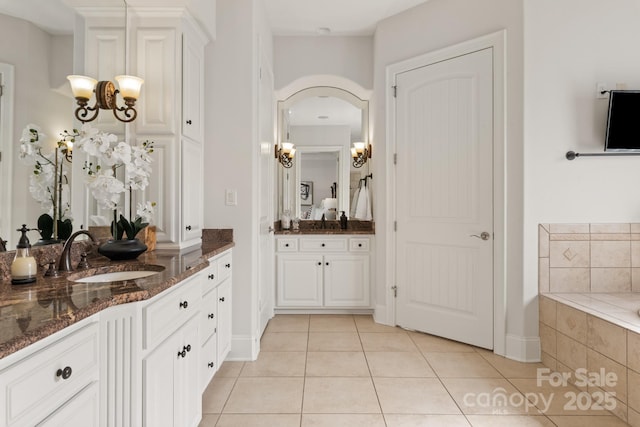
58,230,98,272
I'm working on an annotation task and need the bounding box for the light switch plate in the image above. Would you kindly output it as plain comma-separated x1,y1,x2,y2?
225,189,237,206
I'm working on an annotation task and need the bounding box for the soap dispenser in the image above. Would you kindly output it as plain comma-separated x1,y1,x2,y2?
11,225,37,285
340,211,348,230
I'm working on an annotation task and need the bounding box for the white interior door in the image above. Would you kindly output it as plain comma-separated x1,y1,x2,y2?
395,48,494,349
257,48,275,337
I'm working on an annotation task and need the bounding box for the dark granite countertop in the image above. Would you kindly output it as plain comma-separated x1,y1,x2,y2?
0,239,234,360
273,220,375,235
275,229,374,235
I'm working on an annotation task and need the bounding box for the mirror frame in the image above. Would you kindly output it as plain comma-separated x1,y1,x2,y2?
277,86,369,220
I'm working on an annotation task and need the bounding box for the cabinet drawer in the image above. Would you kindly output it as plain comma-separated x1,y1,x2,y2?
200,333,218,392
143,275,201,350
300,238,347,252
218,251,232,282
0,323,99,427
202,262,219,293
349,238,370,252
201,287,218,344
277,238,298,252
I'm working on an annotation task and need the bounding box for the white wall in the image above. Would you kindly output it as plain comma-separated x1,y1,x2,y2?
523,0,640,331
0,14,74,246
274,36,373,90
374,0,527,359
203,0,273,359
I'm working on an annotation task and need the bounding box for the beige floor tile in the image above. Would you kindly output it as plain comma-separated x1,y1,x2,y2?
308,332,362,351
373,377,461,414
309,314,357,332
409,331,477,353
303,377,380,413
354,315,405,333
301,413,386,426
466,415,555,426
441,378,539,415
265,314,310,332
360,332,418,352
240,351,306,377
477,350,547,379
425,352,502,378
214,361,244,378
215,414,301,427
384,414,472,426
260,332,308,351
366,351,436,377
305,351,370,377
202,377,236,414
509,378,614,416
547,415,630,426
197,413,219,427
224,377,304,413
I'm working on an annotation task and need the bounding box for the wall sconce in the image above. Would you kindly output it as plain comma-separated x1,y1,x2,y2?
351,142,371,168
67,74,144,123
275,142,296,168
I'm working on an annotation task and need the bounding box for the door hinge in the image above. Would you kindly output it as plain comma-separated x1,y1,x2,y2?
393,153,397,165
0,85,3,97
392,85,397,98
394,221,397,232
391,285,398,297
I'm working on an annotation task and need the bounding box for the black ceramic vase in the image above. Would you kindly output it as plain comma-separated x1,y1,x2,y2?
98,238,148,261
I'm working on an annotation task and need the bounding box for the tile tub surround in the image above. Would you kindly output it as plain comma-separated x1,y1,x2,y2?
539,294,640,426
538,223,640,294
0,238,234,359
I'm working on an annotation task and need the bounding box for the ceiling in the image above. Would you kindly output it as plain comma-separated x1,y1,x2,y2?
0,0,430,36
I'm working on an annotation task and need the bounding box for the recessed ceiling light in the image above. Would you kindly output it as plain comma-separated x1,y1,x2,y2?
318,115,329,119
316,27,331,35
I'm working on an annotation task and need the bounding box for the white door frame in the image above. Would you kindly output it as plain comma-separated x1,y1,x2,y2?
0,63,15,247
385,31,507,355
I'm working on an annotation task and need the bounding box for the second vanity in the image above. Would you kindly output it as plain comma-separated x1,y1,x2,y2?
275,224,374,312
0,242,233,427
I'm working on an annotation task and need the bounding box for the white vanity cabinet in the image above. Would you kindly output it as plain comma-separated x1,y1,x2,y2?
276,236,371,309
0,321,100,427
141,274,201,427
79,9,208,249
199,250,233,391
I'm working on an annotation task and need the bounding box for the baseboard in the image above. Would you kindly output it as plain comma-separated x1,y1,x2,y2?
505,333,541,362
374,304,393,326
226,334,259,361
274,308,374,315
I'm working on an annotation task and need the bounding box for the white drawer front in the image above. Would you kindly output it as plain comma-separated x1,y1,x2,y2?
277,238,298,252
143,275,201,349
1,323,99,427
299,238,348,252
200,333,217,392
217,252,233,282
202,262,219,292
201,287,218,345
349,238,370,252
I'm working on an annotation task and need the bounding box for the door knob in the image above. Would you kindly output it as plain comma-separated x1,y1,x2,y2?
470,232,491,241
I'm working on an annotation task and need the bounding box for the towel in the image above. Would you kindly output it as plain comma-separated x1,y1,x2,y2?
350,185,360,218
354,182,372,220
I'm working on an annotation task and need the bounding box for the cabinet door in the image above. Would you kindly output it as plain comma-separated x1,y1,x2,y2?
216,278,232,363
182,32,204,142
324,254,370,307
174,317,200,427
181,137,203,243
142,334,175,427
37,382,99,427
276,254,323,307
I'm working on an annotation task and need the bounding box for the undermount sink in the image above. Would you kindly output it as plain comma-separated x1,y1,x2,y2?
68,265,165,283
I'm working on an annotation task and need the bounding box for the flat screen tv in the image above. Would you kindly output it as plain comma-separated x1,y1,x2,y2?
605,90,640,151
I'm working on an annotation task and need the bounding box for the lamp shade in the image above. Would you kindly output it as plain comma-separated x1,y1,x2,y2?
67,75,97,99
281,142,294,154
353,142,366,153
115,75,144,99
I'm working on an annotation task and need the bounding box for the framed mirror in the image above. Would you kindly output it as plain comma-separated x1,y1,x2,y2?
277,86,371,221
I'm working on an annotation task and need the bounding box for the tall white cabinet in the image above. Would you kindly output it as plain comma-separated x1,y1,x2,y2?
78,7,208,249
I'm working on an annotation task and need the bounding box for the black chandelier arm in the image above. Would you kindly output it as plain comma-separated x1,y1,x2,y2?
279,153,293,168
352,155,366,168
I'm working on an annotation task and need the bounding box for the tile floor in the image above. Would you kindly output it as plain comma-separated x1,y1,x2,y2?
199,314,629,427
